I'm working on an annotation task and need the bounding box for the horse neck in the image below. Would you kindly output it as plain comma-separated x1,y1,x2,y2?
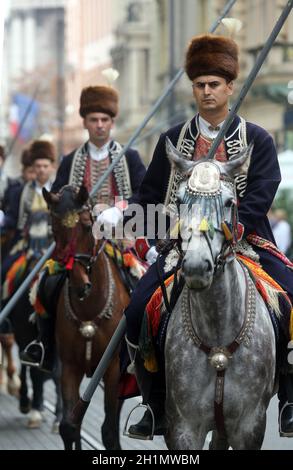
189,259,247,346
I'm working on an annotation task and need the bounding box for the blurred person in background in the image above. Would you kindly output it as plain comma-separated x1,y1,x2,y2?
269,208,292,257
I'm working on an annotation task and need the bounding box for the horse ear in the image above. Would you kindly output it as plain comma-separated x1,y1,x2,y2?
221,142,254,176
165,136,196,175
42,187,59,205
76,185,89,206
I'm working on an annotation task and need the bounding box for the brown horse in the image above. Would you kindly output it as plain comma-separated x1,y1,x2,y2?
43,185,129,450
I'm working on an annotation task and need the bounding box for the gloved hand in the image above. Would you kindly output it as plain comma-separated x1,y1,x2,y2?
145,246,158,265
97,206,123,228
0,209,4,227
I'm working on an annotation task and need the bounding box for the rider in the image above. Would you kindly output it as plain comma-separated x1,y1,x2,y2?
1,140,55,275
120,34,293,438
1,140,55,340
20,78,146,371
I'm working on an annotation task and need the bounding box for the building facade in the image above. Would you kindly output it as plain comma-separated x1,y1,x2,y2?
112,0,293,162
3,0,293,168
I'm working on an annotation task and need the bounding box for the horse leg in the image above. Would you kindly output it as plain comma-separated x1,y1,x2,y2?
165,405,206,450
51,362,63,434
101,359,122,450
209,430,229,450
27,367,46,428
19,365,32,414
229,415,266,450
0,334,20,396
59,363,83,450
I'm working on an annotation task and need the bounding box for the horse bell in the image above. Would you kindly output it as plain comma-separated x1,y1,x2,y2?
79,321,96,338
209,350,229,371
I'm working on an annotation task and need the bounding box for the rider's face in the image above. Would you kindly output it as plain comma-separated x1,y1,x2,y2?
83,112,114,148
33,159,54,185
192,75,234,115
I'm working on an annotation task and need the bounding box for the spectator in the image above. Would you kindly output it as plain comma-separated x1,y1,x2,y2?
270,208,292,256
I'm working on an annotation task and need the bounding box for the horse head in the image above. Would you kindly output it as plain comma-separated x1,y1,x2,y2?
165,137,253,290
43,185,95,300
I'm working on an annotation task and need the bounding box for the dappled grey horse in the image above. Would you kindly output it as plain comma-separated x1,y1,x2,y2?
164,139,275,450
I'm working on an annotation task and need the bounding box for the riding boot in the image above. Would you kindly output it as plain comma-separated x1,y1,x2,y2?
279,341,293,437
20,314,56,373
125,337,166,439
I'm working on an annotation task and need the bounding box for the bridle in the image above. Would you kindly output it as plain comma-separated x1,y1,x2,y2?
180,168,238,274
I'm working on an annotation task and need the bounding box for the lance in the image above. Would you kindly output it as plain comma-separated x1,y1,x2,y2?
207,0,293,160
0,0,237,326
70,0,245,425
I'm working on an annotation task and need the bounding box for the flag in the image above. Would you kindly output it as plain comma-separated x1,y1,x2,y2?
9,93,39,142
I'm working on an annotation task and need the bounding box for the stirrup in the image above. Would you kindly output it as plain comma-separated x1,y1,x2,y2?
123,403,155,440
279,401,293,437
20,340,45,368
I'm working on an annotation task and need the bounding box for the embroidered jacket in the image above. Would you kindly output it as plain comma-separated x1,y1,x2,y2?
137,114,281,244
51,140,146,204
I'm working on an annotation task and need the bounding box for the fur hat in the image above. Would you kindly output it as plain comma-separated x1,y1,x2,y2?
29,140,56,163
21,148,33,167
79,86,119,118
185,34,239,81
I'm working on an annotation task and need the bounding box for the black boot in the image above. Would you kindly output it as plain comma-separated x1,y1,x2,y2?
125,338,166,439
279,372,293,437
20,315,55,373
127,386,166,438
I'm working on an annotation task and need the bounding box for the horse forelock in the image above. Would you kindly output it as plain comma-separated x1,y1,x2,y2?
53,186,84,217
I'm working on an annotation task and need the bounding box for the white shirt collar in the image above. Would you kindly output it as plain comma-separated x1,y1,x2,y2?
35,179,52,196
88,140,111,162
198,115,225,139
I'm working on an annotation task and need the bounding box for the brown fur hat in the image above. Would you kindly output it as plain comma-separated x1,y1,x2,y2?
21,148,33,167
79,86,119,118
185,34,239,81
29,140,56,163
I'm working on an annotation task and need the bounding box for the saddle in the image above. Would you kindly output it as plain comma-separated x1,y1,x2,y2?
30,261,67,318
104,241,146,295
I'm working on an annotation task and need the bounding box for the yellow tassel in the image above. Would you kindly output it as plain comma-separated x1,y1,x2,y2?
144,356,159,373
222,222,233,241
199,218,209,232
170,220,180,238
45,258,56,275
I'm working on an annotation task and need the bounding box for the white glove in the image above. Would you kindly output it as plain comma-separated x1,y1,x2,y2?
145,246,158,265
0,209,4,227
97,206,123,228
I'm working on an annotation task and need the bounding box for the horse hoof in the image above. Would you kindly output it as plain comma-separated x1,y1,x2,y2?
7,374,21,397
51,420,60,434
27,409,43,428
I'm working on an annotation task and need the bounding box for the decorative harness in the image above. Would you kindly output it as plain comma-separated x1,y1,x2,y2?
180,160,257,436
51,193,115,376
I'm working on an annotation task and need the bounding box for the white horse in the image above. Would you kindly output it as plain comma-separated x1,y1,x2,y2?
164,138,276,450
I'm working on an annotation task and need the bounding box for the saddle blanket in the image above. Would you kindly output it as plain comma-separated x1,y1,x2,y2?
140,254,293,373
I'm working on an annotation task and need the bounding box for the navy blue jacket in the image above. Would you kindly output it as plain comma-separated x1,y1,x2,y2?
2,182,23,231
137,115,281,243
51,144,146,202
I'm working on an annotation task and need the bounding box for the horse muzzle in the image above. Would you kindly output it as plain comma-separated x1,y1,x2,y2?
182,258,213,290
